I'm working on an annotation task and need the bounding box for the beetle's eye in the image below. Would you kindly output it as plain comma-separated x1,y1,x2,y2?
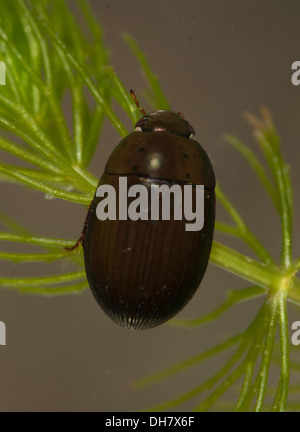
188,123,196,137
135,117,147,129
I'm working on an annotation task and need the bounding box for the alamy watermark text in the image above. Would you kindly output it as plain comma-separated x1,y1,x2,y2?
0,321,6,346
96,177,205,231
0,62,6,85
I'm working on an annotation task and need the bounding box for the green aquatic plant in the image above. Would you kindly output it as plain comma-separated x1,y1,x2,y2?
0,0,299,412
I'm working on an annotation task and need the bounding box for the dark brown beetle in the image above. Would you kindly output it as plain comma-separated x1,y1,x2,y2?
82,92,215,330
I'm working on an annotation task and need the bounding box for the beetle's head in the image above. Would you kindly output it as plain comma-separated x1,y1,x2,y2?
130,90,195,139
134,110,195,139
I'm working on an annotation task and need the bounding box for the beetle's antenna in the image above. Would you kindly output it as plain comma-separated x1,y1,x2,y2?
130,89,147,116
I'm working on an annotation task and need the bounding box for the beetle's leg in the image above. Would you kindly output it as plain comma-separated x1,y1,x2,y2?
65,235,84,251
65,203,91,251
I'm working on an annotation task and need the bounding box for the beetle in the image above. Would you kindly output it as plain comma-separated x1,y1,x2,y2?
80,91,215,330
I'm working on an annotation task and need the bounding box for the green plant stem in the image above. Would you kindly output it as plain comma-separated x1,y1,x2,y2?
194,357,245,412
35,12,129,138
195,301,268,412
135,333,242,389
216,185,275,265
0,93,65,158
225,135,280,212
104,66,140,125
0,163,65,183
53,46,85,165
254,296,278,411
147,338,248,412
170,286,265,328
18,0,52,86
0,251,69,263
233,304,270,411
211,242,283,292
0,27,74,162
0,232,76,248
212,241,300,304
81,104,105,168
122,33,170,110
255,131,292,269
0,271,86,288
138,302,268,412
272,292,289,411
20,10,42,112
0,136,62,174
18,280,88,295
290,258,300,274
235,362,255,411
0,117,94,194
0,165,92,204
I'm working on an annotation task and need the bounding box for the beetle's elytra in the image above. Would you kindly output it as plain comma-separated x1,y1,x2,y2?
82,92,215,330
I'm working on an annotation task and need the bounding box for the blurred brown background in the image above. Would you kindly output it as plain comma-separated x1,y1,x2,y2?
0,0,300,411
